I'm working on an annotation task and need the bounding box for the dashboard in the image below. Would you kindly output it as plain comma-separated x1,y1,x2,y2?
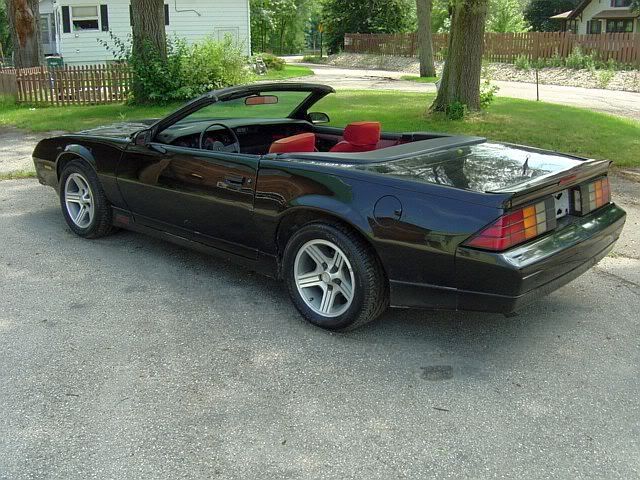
156,118,314,155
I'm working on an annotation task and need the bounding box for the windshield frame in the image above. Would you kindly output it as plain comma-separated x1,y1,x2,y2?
150,83,335,139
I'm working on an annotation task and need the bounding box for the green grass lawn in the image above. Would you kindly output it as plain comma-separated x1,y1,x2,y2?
1,90,638,167
400,75,439,83
259,64,314,80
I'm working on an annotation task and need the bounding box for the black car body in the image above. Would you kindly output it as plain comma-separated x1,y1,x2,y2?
33,83,626,329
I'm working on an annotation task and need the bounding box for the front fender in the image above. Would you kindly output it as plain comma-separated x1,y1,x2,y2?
56,144,97,178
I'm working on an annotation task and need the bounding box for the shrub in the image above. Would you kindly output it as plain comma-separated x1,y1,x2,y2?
480,79,499,109
446,101,466,120
597,69,615,89
99,33,252,104
564,46,596,70
514,54,531,71
257,52,285,71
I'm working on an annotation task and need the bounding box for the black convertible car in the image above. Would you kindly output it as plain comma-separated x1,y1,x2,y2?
33,83,626,330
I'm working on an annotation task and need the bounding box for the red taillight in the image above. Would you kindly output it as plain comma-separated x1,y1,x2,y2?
464,199,555,251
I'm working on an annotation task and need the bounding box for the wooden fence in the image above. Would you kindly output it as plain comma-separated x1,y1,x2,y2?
0,64,131,105
344,32,640,66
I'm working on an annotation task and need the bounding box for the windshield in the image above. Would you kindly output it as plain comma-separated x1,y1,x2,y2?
174,91,312,125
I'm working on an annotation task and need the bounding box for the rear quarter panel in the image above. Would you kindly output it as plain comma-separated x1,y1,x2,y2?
255,158,509,289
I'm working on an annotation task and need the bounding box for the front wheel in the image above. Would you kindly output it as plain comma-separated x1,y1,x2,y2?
283,223,388,331
59,159,114,239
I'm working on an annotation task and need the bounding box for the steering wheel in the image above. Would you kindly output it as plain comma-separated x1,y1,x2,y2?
199,122,241,153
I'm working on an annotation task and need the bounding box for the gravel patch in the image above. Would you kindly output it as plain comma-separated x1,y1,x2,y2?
318,53,640,93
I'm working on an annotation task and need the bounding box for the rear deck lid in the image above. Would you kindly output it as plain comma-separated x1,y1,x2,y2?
355,142,602,194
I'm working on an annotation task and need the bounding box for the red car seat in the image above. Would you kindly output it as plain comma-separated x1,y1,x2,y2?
329,122,381,153
268,132,316,154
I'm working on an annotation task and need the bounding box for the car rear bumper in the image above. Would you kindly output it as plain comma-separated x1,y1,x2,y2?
389,203,626,313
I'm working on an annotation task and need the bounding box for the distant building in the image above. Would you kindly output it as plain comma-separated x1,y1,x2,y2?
550,0,639,34
39,0,251,64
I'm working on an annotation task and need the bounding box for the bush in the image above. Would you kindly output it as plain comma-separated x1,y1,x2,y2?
480,79,499,109
446,101,466,120
514,54,531,71
257,52,285,71
99,33,252,104
564,46,596,70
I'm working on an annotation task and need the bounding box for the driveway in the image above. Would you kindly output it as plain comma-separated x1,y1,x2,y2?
0,176,639,479
294,63,640,121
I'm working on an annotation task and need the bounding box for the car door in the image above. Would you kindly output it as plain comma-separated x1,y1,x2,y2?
116,141,259,259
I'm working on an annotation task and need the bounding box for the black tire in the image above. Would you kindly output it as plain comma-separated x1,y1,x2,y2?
59,159,114,239
282,223,388,331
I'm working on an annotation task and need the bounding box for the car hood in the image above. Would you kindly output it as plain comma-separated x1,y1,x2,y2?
77,120,157,138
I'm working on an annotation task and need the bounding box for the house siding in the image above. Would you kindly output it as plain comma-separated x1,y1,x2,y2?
41,0,250,65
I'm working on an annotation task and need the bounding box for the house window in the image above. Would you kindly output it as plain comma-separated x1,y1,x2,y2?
610,0,631,7
606,19,634,32
566,19,578,33
71,6,99,31
588,20,602,34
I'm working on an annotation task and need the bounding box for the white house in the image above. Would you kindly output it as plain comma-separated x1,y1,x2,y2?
551,0,639,34
38,0,251,65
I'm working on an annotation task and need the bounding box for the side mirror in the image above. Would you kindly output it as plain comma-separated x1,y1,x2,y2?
309,112,330,125
134,129,152,146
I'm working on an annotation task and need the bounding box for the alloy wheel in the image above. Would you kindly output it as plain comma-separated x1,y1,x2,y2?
64,173,94,229
294,239,356,317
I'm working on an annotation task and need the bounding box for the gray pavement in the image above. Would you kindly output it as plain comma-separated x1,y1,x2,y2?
292,63,640,121
0,127,65,175
0,176,639,479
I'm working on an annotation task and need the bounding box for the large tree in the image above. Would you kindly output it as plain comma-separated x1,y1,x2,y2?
130,0,166,59
415,0,436,77
431,0,489,112
4,0,41,67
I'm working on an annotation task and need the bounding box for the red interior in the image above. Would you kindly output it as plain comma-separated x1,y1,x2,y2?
268,132,316,154
329,122,381,153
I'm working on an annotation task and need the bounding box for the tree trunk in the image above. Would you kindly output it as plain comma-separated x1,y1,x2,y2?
130,0,166,59
430,0,488,112
6,0,42,67
415,0,436,78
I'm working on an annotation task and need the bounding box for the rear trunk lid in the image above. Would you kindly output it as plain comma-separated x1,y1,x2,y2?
355,141,608,198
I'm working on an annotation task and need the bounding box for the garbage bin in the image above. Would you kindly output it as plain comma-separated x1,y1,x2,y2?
46,56,64,68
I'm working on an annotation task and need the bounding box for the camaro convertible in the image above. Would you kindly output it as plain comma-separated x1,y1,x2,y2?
33,83,626,330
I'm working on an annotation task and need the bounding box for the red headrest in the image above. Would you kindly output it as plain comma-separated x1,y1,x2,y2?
268,132,316,154
343,122,381,146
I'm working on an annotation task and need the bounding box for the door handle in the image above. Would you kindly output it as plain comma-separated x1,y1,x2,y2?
224,174,245,186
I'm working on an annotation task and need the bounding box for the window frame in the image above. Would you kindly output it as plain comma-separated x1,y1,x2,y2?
70,5,100,32
606,19,634,33
588,20,602,34
610,0,631,8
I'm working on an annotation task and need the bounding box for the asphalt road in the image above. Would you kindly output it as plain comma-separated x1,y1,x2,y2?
1,177,639,479
291,63,640,121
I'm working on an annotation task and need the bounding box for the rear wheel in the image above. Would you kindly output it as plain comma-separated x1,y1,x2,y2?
283,223,388,330
59,160,114,239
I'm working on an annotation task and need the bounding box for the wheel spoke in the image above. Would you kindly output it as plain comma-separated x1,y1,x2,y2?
305,244,329,268
297,271,323,289
65,193,82,204
74,205,86,224
319,287,337,314
331,250,344,271
336,278,353,301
